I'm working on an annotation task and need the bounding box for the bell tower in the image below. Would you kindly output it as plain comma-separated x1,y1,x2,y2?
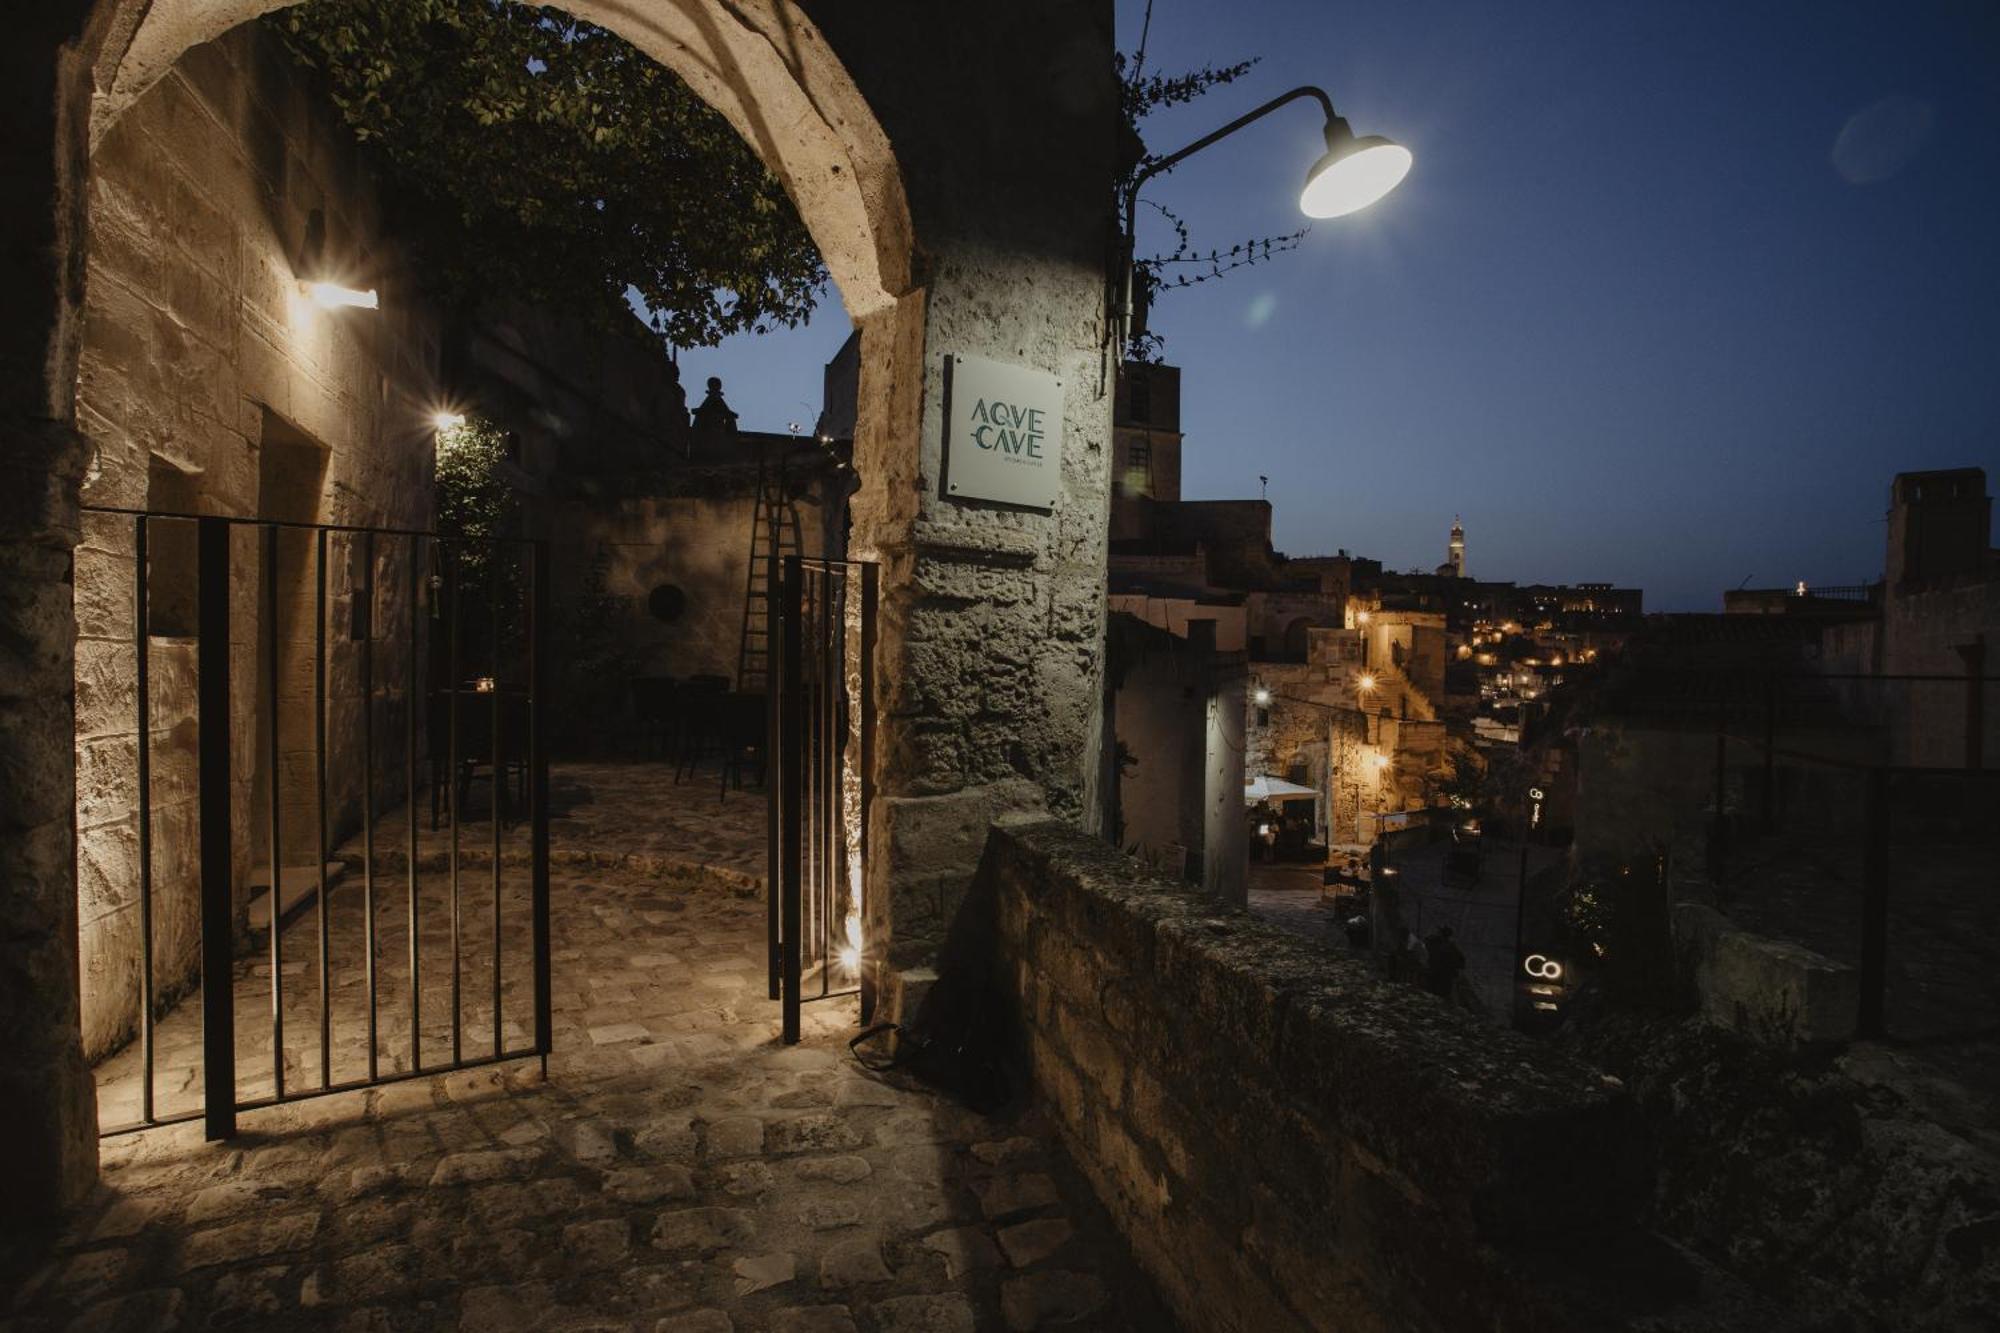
1447,516,1466,578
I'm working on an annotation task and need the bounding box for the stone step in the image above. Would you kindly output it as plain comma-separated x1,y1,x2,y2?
246,861,345,932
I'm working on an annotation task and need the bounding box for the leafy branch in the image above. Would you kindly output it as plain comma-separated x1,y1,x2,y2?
274,0,824,348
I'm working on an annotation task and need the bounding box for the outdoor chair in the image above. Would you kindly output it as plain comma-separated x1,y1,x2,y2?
428,689,530,828
629,675,678,760
715,691,768,799
673,674,732,781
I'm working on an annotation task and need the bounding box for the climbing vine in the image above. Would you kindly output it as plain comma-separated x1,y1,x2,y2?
1117,4,1309,359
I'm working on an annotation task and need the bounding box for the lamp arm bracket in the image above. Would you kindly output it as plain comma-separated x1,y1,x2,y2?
1116,85,1338,336
1123,85,1337,242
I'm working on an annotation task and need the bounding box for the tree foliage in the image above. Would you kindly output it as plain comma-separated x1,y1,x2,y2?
433,416,519,582
275,0,824,346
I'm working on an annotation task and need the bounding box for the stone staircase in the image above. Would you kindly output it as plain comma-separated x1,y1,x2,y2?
1366,659,1437,722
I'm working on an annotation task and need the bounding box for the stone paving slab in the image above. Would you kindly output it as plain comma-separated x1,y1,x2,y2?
10,859,1172,1331
88,762,767,1133
373,760,770,886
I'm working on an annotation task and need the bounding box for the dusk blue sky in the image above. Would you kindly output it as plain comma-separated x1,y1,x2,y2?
680,0,2000,611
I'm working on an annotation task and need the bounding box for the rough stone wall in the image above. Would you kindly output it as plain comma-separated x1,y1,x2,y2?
3,0,111,1220
71,25,439,1062
977,820,1653,1332
8,0,1119,1216
817,0,1120,995
1247,662,1333,780
1565,1009,2000,1331
1112,646,1202,873
1250,645,1426,846
1246,590,1343,659
1879,576,1999,767
1673,902,1859,1046
548,474,845,695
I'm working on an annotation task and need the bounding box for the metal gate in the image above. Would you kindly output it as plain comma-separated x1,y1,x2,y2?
81,508,550,1141
769,555,877,1043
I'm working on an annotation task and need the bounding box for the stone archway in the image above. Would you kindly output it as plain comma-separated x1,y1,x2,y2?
86,0,913,322
4,0,1119,1223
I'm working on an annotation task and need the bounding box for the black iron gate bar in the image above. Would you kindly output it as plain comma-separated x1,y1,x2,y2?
770,554,877,1045
81,506,552,1141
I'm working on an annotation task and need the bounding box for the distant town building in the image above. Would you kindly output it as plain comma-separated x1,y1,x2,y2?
1821,467,1998,767
1109,360,1184,542
1436,516,1466,578
1572,465,1997,889
1103,362,1454,848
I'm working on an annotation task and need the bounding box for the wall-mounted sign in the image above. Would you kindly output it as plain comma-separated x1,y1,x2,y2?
943,354,1062,510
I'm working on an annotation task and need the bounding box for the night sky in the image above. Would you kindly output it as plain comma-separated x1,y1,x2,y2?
680,0,2000,611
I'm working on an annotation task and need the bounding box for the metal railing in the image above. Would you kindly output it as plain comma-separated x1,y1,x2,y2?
80,506,551,1140
1698,671,1998,1043
769,555,877,1044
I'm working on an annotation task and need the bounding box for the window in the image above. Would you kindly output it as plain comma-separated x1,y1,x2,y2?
1127,370,1152,424
1128,440,1151,468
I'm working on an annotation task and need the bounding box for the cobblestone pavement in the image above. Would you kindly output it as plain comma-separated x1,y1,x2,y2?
403,760,770,885
1379,841,1565,1019
1245,864,1353,950
90,763,769,1133
19,767,1169,1331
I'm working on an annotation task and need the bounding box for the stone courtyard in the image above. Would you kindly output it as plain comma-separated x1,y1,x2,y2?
3,765,1170,1331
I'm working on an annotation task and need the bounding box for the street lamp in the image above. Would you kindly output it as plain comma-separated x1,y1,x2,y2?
1117,85,1411,339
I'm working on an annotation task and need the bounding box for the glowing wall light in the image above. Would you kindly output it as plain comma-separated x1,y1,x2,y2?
305,281,379,310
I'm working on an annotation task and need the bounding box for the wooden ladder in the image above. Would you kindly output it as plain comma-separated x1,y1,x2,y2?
736,454,801,692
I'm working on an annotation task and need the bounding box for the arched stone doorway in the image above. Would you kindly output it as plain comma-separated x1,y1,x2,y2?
5,0,1118,1222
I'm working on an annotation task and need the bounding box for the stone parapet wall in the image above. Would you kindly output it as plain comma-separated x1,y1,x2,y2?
977,819,1652,1332
1673,903,1858,1046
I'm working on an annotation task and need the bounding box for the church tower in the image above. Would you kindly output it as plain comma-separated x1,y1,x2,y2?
1447,516,1466,578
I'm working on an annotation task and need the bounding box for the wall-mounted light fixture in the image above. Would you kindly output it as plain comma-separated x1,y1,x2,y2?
304,281,379,310
433,411,467,432
1116,85,1410,342
297,210,378,312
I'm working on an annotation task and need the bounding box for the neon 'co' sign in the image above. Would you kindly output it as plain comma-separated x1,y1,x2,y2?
1522,953,1563,981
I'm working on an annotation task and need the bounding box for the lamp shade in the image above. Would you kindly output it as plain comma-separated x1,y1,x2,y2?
1299,123,1411,219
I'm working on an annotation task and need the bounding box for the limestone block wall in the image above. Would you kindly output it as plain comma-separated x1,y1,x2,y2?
976,820,1648,1332
1673,903,1859,1046
547,475,844,696
817,0,1121,993
1247,590,1344,660
71,25,440,1062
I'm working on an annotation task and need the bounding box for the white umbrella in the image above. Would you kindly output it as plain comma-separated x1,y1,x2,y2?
1244,774,1319,805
